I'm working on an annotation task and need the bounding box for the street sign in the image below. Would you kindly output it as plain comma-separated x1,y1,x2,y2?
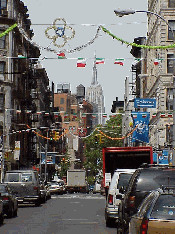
134,98,156,108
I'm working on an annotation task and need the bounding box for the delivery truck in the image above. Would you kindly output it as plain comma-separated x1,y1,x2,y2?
67,169,88,193
101,146,153,195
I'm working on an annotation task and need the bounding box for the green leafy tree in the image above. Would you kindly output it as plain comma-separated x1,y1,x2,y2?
83,113,123,185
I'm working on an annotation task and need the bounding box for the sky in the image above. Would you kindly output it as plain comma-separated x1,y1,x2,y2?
22,0,147,116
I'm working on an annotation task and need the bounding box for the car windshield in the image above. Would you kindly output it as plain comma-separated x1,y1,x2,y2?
117,173,133,191
21,173,32,182
151,194,175,220
0,185,6,193
136,170,175,191
5,173,20,182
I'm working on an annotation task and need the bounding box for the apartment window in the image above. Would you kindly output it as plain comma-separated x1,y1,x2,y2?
0,0,7,8
166,88,173,110
167,54,174,74
168,20,175,40
169,0,175,8
71,109,75,114
60,98,64,104
0,33,5,48
0,94,4,111
166,124,173,144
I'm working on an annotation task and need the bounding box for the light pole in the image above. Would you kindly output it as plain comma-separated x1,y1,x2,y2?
40,127,49,182
114,8,175,165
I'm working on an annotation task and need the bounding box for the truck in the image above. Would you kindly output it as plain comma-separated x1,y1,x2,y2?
67,169,88,193
101,146,153,196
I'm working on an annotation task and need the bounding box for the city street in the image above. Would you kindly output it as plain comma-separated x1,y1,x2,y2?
0,193,117,234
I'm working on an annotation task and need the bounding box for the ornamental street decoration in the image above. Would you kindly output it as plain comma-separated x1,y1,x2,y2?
131,112,150,143
45,18,75,48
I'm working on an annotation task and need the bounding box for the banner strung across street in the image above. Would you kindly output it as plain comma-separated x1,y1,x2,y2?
131,112,150,143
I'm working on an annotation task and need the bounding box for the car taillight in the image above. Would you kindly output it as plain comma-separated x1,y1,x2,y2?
140,218,148,234
108,194,113,205
33,186,38,191
2,196,9,201
128,195,135,208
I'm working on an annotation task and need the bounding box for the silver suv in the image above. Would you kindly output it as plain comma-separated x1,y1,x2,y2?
4,170,41,206
105,169,136,227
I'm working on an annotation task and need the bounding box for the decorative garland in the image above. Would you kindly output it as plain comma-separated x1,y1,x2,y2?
0,23,17,38
101,26,175,49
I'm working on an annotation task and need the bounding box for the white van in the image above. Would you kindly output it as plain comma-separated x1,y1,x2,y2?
105,169,136,227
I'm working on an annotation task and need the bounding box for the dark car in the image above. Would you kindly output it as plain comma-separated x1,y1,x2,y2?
118,165,175,233
4,170,41,206
129,187,175,234
0,184,18,218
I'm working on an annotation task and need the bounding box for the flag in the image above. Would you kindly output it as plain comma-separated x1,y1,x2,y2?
77,58,86,67
96,58,105,64
64,113,68,118
142,114,147,118
152,113,156,118
160,113,165,118
37,111,42,115
82,113,86,119
168,112,173,118
132,113,137,119
16,110,21,113
103,113,107,118
45,112,49,116
57,52,66,59
73,113,77,118
92,114,97,119
154,58,162,65
114,58,124,66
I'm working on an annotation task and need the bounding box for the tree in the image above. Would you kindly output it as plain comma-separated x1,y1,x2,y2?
83,112,123,185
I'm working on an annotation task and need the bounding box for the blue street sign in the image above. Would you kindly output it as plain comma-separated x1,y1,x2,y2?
134,98,156,108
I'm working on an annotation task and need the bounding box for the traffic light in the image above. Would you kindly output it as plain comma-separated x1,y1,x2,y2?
54,131,60,141
100,135,104,144
95,135,98,144
50,131,55,141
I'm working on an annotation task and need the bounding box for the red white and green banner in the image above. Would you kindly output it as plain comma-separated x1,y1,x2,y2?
103,113,107,118
152,113,156,118
82,113,86,119
57,52,66,59
160,113,165,118
114,58,124,66
168,112,173,118
154,58,163,65
64,113,68,118
77,58,86,67
73,113,77,118
45,112,49,116
96,58,105,64
92,114,97,118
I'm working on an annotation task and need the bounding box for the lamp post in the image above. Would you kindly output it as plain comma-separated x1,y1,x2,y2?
114,8,175,165
40,127,49,182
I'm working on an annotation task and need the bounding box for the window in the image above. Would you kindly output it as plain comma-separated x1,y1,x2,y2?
71,109,75,114
0,0,7,8
169,0,175,8
167,54,174,74
0,94,4,111
0,33,5,48
166,88,173,110
168,20,175,40
60,98,64,104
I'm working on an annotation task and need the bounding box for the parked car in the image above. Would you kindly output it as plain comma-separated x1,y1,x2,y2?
0,198,4,224
0,184,18,218
105,169,136,227
4,170,41,206
118,165,175,233
129,187,175,234
48,181,61,194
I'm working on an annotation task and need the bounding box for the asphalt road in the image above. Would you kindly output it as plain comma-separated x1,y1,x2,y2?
0,193,117,234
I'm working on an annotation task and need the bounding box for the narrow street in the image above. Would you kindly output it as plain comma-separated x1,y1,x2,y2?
0,194,117,234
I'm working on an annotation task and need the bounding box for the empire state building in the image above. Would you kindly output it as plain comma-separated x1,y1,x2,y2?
86,55,105,126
